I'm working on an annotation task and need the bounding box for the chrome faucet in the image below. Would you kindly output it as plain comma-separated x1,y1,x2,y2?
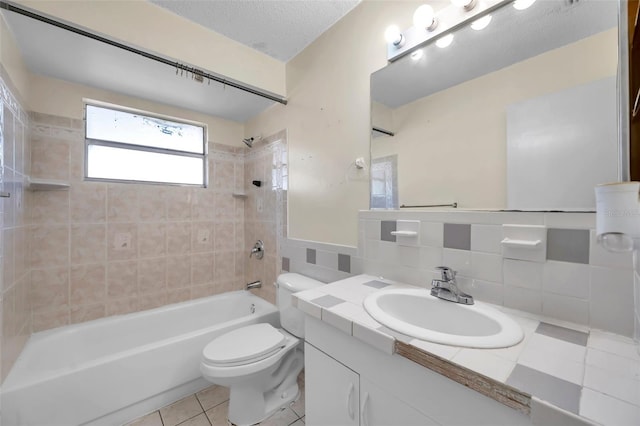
430,266,474,305
246,280,262,290
249,240,264,259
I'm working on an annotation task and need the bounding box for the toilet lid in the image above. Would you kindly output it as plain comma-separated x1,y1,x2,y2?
203,323,286,366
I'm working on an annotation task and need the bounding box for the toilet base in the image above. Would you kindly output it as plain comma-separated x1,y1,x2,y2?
226,348,303,426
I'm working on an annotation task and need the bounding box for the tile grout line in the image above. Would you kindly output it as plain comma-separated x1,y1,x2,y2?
193,391,213,426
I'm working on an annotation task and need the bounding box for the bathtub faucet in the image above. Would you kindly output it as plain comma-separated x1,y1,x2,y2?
246,280,262,290
249,240,264,260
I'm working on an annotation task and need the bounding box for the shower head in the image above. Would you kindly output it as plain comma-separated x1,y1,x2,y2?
242,136,262,148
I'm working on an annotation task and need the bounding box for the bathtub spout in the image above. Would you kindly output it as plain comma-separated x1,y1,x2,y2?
246,281,262,290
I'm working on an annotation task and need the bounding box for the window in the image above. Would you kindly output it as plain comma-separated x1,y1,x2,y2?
370,155,398,209
84,102,207,186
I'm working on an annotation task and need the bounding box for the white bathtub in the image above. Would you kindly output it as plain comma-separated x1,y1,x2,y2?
1,291,279,426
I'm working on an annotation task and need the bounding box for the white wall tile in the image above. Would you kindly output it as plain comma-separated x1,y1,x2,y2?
316,250,337,269
460,278,503,306
470,224,503,254
543,261,590,299
442,248,471,276
419,221,443,247
471,252,503,282
542,293,589,326
396,246,421,268
503,259,543,290
589,230,634,269
364,219,381,240
419,246,443,272
544,213,595,229
504,285,542,315
590,266,634,337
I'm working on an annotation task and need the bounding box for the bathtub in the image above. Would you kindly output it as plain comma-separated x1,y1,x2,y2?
1,291,279,426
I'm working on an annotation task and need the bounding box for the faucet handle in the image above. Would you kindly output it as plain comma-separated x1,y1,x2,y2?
435,266,456,281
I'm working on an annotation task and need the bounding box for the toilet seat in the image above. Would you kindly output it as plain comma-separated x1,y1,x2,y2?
203,323,286,367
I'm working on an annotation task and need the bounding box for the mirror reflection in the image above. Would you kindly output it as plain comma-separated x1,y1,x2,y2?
371,0,620,211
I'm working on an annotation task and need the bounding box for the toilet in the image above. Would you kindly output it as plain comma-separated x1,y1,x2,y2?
200,273,323,426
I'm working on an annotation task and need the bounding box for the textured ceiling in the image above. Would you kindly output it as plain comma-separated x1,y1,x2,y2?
149,0,361,62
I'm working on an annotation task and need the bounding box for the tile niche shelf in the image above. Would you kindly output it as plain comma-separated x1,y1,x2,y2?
26,177,70,191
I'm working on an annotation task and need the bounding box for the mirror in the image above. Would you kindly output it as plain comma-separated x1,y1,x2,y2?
371,0,621,211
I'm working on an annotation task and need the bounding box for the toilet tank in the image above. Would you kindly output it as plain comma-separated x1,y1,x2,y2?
276,273,324,338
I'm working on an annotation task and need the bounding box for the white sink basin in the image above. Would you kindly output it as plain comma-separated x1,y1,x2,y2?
363,288,523,349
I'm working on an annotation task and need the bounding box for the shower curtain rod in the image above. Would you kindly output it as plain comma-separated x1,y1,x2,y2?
0,1,288,106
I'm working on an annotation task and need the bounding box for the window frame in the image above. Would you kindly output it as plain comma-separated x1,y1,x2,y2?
83,100,208,187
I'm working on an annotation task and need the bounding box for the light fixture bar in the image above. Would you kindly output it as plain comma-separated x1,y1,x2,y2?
387,0,512,62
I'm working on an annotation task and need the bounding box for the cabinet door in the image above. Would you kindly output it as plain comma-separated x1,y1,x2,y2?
360,377,438,426
305,343,360,426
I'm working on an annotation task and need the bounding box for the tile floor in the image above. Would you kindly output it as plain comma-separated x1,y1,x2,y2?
126,375,305,426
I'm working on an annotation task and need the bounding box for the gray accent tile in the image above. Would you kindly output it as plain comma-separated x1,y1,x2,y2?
506,365,581,414
363,280,390,289
311,294,346,308
535,322,589,347
338,253,351,273
282,257,290,272
443,223,471,250
381,220,397,242
306,248,316,264
546,229,590,264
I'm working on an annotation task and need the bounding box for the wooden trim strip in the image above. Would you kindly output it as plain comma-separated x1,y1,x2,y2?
395,341,531,416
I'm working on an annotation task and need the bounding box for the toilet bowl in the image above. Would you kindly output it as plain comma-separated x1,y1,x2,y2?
200,273,323,426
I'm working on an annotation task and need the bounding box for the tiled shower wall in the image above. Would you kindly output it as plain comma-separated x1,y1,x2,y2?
244,130,287,304
282,210,636,338
0,71,31,382
28,113,248,331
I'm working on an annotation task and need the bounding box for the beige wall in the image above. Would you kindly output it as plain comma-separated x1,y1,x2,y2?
29,74,245,147
17,0,285,95
373,28,618,209
246,1,424,246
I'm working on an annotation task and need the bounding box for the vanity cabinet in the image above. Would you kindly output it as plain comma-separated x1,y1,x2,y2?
305,342,434,426
304,316,531,426
305,343,359,426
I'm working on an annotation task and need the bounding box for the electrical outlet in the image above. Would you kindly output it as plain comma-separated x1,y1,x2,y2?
114,233,132,250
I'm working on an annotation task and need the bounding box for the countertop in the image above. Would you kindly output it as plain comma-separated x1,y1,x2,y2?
293,274,640,426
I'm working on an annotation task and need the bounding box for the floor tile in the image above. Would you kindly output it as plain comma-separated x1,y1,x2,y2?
289,421,304,426
580,388,640,426
290,387,305,418
507,364,581,414
177,413,211,426
196,385,230,411
125,411,163,426
160,395,204,426
205,400,229,426
260,408,299,426
535,322,589,346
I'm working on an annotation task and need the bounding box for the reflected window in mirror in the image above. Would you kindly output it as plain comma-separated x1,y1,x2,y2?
85,102,207,186
371,155,398,209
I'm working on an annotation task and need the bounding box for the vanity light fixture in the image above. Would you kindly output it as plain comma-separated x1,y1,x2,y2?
384,24,405,47
513,0,536,11
384,0,509,62
413,4,438,32
470,14,492,30
435,34,454,48
451,0,477,11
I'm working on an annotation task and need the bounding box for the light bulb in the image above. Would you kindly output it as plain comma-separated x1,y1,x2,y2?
513,0,536,10
410,49,424,60
470,14,492,30
451,0,476,10
435,34,454,48
413,4,438,31
384,25,404,46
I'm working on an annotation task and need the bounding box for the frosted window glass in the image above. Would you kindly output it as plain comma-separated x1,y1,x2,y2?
87,145,203,185
86,104,204,154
